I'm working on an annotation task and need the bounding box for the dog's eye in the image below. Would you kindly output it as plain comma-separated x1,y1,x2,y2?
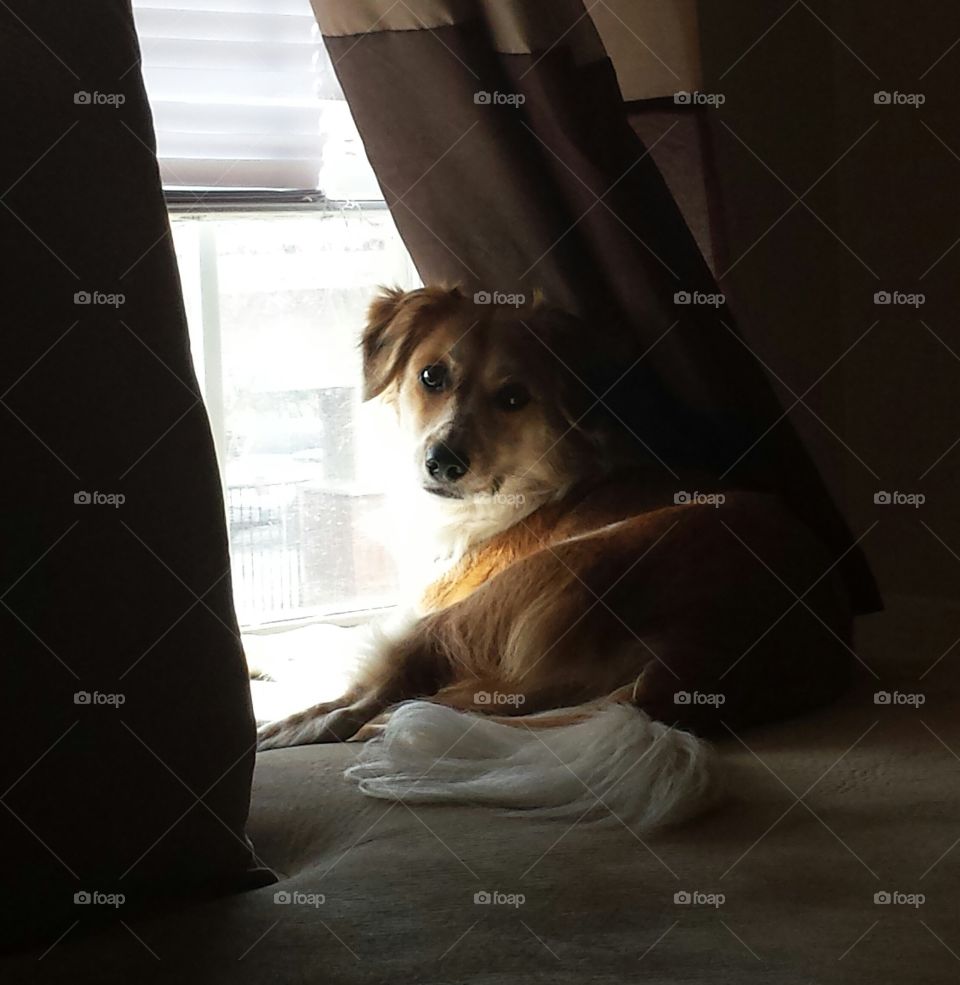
419,364,448,391
496,383,530,412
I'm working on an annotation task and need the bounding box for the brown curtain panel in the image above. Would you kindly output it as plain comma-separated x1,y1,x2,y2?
1,0,272,949
311,0,880,615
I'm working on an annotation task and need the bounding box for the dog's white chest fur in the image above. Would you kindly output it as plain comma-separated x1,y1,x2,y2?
385,485,546,607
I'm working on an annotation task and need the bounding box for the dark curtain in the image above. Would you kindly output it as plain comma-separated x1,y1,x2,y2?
1,0,270,949
314,0,880,615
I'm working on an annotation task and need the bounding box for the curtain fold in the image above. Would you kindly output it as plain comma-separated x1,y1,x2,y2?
312,0,881,614
1,0,270,948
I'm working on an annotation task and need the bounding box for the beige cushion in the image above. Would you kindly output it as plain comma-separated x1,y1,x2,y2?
12,596,956,983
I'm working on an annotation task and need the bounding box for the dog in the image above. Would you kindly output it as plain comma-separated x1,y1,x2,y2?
255,286,853,830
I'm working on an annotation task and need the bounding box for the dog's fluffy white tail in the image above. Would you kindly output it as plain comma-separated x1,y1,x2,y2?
346,701,721,830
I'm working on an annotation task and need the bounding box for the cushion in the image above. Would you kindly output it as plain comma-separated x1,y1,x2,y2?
8,595,957,983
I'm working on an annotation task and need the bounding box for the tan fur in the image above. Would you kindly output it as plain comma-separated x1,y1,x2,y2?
256,289,853,749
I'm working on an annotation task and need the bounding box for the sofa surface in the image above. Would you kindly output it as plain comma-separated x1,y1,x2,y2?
10,595,959,984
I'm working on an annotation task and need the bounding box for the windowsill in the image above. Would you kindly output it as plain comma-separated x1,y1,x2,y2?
163,188,392,215
244,607,392,725
243,604,395,635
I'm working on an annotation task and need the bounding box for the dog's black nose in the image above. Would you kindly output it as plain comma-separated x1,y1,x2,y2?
425,443,470,482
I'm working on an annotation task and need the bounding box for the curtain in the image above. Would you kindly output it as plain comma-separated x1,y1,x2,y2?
1,0,270,948
310,0,880,615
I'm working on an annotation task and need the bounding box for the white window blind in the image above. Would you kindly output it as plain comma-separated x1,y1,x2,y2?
131,0,381,196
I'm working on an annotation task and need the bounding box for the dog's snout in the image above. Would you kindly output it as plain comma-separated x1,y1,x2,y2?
425,443,470,482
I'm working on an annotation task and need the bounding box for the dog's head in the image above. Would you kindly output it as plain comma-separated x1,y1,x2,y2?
361,286,617,509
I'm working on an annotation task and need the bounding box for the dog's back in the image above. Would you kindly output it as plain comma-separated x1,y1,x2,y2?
258,289,854,831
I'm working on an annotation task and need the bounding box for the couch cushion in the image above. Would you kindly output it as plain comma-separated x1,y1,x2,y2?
9,597,959,983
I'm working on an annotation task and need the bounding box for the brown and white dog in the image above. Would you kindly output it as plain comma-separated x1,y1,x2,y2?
256,286,853,830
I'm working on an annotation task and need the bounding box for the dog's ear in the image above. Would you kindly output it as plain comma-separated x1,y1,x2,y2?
523,300,639,472
361,286,462,400
524,303,612,424
527,299,697,469
362,287,407,399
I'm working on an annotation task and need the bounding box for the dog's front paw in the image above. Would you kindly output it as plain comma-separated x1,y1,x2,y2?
256,718,301,751
257,703,375,750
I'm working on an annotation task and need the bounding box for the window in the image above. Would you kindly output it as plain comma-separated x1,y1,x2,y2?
132,0,420,629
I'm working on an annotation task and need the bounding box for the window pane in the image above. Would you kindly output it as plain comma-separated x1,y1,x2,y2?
171,208,420,626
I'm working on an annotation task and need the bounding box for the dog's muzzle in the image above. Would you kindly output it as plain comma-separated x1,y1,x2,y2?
425,442,470,484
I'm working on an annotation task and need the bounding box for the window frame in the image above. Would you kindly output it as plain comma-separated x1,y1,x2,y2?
167,194,416,631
